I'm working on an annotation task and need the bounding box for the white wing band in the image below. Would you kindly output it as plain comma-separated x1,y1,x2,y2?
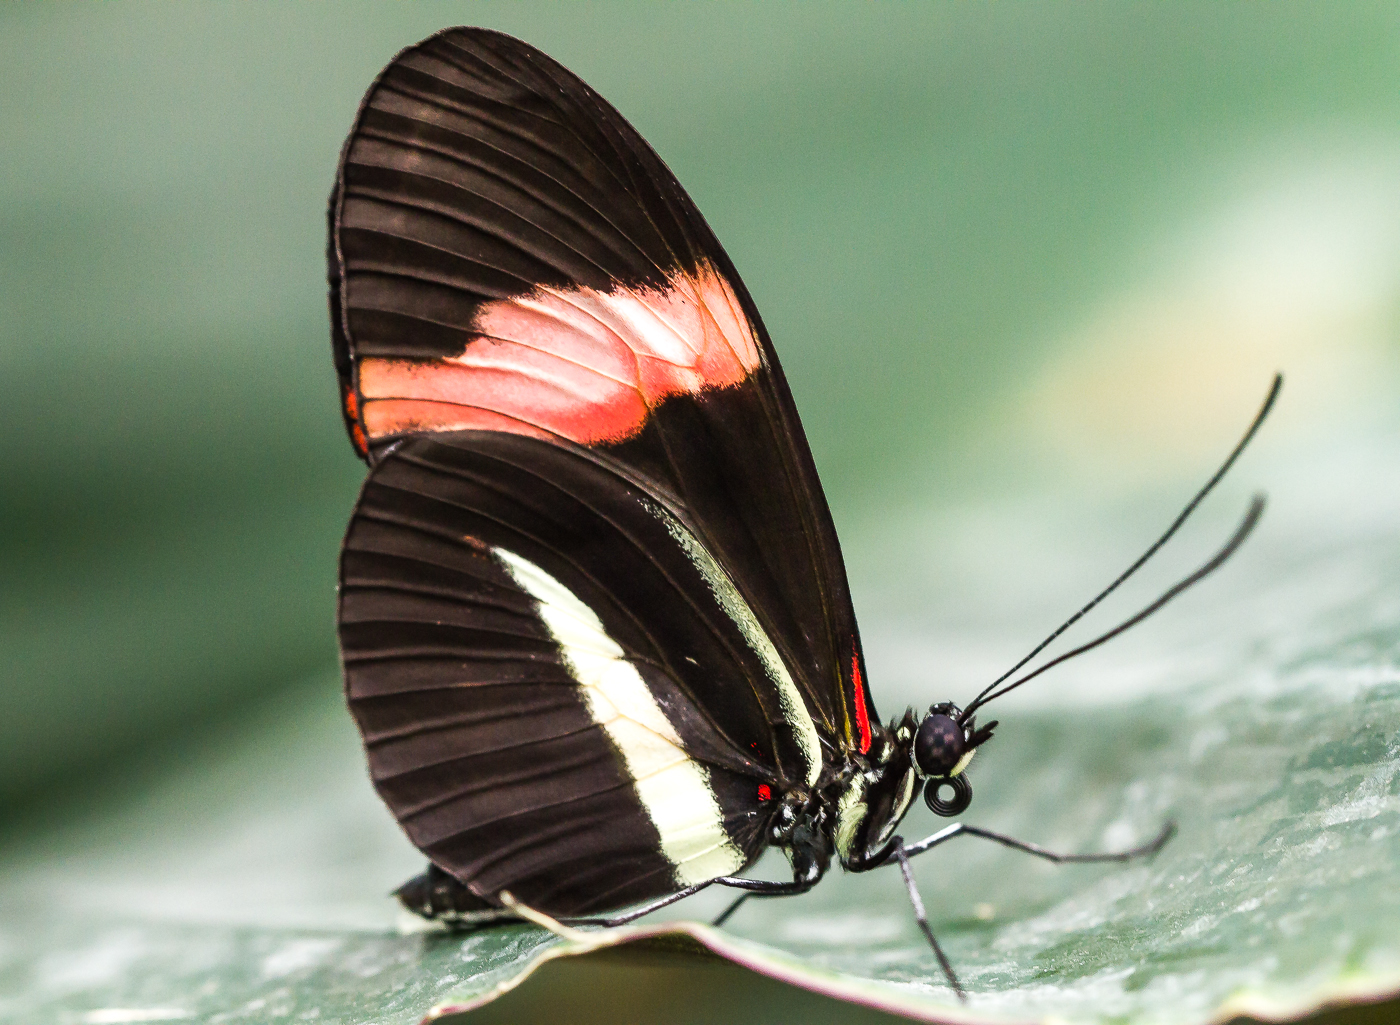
494,547,746,885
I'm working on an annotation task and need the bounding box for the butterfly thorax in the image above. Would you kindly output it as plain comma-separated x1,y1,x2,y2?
760,712,923,885
830,712,922,871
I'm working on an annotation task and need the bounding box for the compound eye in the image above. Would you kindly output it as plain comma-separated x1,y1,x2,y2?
913,713,966,778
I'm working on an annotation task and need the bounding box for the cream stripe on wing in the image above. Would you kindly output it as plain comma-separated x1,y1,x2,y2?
645,504,822,788
493,547,746,886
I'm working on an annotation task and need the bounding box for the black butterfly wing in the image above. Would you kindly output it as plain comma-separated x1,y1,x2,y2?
340,430,823,913
328,28,880,763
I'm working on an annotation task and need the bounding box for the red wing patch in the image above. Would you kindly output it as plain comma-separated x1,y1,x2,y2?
851,651,872,755
357,263,761,447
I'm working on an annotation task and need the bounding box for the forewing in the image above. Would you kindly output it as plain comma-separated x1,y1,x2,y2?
339,431,822,914
329,27,877,752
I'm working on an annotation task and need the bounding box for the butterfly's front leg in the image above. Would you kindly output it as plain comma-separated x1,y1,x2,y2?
712,800,833,926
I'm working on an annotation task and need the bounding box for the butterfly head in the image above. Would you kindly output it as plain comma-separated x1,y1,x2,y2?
909,703,997,817
830,704,997,868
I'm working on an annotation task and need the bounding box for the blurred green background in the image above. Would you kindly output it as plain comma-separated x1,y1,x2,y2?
3,3,1400,1023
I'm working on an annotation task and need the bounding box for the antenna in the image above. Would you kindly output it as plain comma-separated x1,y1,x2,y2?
963,494,1263,713
959,373,1281,722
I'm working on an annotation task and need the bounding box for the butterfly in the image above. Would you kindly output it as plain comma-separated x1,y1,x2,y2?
327,27,1278,1001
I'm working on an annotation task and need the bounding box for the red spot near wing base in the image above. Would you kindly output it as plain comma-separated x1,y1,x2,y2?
757,784,772,802
851,650,872,754
342,384,368,456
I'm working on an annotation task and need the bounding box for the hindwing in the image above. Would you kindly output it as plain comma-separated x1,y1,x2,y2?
339,431,832,913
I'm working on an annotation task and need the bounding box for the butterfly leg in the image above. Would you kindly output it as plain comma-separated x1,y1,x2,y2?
562,872,815,929
556,880,720,928
879,822,1175,1002
712,893,749,926
894,839,966,1004
896,818,1176,863
709,876,817,927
